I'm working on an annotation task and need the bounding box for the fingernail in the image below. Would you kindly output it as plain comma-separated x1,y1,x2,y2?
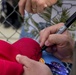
16,54,21,61
45,41,50,46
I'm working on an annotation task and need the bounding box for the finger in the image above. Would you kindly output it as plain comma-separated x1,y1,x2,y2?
16,54,33,67
45,34,68,46
36,5,43,13
18,0,26,16
45,34,73,57
25,0,32,13
46,23,64,34
39,23,64,46
32,8,37,13
39,28,50,47
36,0,47,13
45,34,68,54
31,0,37,13
23,66,32,75
46,0,57,6
36,1,43,13
36,3,47,13
31,0,37,9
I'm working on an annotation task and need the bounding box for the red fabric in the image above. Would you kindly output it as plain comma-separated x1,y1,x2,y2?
0,38,42,75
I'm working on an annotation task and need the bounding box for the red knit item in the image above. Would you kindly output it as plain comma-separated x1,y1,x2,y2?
0,38,42,75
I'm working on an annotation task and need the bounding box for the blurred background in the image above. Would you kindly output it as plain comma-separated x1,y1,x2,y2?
0,0,76,43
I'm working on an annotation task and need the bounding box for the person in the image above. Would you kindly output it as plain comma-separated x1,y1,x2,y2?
19,0,58,40
18,0,75,75
16,23,75,75
18,0,57,16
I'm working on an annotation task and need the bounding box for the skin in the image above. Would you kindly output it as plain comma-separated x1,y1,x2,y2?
39,23,74,62
18,0,74,75
16,55,53,75
18,0,57,16
16,23,74,75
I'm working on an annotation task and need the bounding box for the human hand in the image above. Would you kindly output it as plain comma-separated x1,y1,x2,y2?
39,23,74,62
30,0,57,13
16,54,52,75
18,0,57,16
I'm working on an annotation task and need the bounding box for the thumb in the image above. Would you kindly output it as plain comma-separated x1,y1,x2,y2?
16,54,31,67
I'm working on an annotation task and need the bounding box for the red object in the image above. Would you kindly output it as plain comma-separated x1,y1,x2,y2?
0,38,42,75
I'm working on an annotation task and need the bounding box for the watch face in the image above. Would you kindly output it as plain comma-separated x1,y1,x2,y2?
41,51,69,75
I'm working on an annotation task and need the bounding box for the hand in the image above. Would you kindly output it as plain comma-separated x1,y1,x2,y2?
30,0,57,13
18,0,26,16
39,23,74,62
16,54,52,75
18,0,57,15
18,0,32,16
